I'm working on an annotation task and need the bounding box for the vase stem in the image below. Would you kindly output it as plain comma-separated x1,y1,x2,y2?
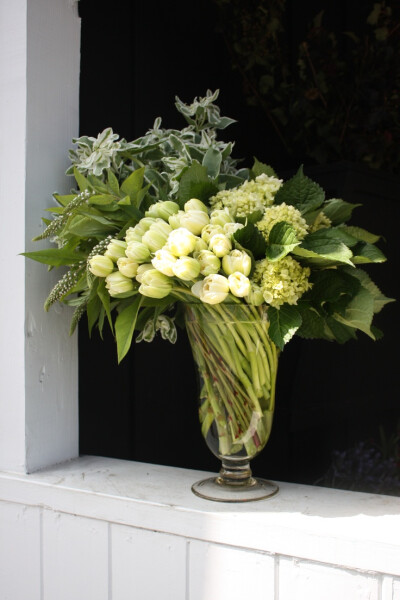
218,459,254,487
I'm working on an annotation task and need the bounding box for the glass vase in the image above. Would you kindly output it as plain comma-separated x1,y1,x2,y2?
185,302,279,502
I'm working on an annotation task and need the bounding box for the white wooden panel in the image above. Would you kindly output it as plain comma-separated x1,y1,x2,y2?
42,510,108,600
0,500,41,600
111,524,186,600
278,557,379,600
393,578,400,600
188,540,275,600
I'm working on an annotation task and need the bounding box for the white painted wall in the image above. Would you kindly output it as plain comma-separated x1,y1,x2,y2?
1,456,399,600
0,0,80,473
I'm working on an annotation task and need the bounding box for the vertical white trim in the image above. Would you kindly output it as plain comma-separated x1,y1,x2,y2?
0,0,81,473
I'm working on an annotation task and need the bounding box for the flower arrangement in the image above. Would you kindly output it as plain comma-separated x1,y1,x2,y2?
24,90,392,365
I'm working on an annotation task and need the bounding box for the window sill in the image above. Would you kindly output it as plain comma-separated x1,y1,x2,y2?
1,455,399,575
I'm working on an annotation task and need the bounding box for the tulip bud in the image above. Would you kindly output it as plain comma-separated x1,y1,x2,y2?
135,263,154,283
201,224,223,244
223,222,244,239
245,284,264,306
145,200,179,221
125,241,151,263
208,233,232,258
152,248,177,276
184,198,208,213
228,272,251,298
172,256,201,281
222,249,252,276
104,239,127,262
168,210,185,229
199,274,230,305
180,210,210,235
125,218,156,243
88,255,114,277
210,208,233,227
105,271,134,297
142,219,172,252
139,269,173,299
193,237,208,253
167,227,198,256
117,257,139,278
196,250,221,276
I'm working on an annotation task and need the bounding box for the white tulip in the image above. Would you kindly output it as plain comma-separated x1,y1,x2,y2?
151,248,177,277
228,272,251,298
199,274,230,305
167,227,198,256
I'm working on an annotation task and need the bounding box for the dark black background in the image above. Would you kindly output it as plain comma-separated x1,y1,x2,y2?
78,0,399,485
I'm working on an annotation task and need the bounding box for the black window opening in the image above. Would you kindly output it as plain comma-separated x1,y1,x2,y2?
78,0,399,491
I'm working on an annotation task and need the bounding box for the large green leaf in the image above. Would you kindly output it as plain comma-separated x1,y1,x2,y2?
97,279,114,333
202,147,222,178
67,215,117,237
21,247,84,266
340,225,381,244
115,296,143,363
268,304,302,350
274,166,325,214
250,157,278,179
296,303,333,340
305,269,361,315
73,167,90,192
334,287,375,339
322,198,361,225
265,221,300,261
293,230,354,266
177,162,218,207
121,167,145,205
233,222,267,260
351,242,387,264
341,266,395,313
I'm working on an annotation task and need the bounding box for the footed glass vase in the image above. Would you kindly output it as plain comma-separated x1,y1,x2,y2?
185,303,279,502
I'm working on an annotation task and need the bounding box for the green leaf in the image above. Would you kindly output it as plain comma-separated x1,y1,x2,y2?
53,194,76,207
121,167,145,204
233,222,267,260
107,169,120,195
88,194,115,206
202,147,222,179
306,269,361,310
21,248,84,267
296,303,333,340
351,242,387,264
293,230,354,266
97,279,114,333
268,304,302,350
325,317,357,343
265,221,300,261
274,166,325,214
250,157,278,179
322,198,361,225
87,294,102,337
73,167,90,192
340,225,381,244
236,210,263,225
341,266,395,313
115,296,143,363
67,215,117,237
177,162,219,207
334,287,375,339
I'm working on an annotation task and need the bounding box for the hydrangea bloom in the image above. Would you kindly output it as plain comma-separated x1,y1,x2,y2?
252,256,311,308
256,202,309,241
210,174,283,217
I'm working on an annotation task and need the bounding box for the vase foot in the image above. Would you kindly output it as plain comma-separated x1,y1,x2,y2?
191,476,279,503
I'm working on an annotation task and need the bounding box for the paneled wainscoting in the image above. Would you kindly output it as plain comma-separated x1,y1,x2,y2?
0,456,399,600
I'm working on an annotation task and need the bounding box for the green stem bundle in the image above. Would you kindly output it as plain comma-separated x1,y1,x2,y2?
185,303,278,460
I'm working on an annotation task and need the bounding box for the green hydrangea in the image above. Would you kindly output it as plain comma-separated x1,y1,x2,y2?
210,173,282,217
256,202,309,241
252,256,311,308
